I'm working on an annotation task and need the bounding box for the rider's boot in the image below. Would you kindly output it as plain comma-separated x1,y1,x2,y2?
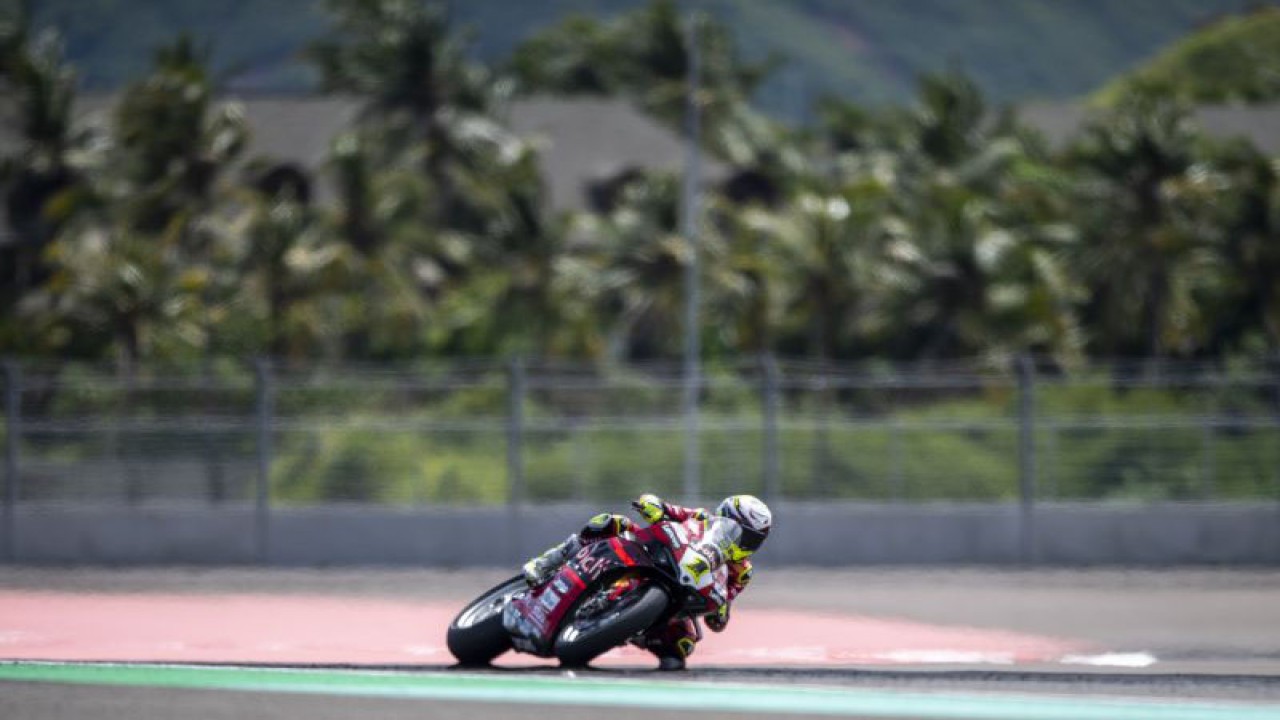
656,655,686,671
636,621,695,671
521,534,580,586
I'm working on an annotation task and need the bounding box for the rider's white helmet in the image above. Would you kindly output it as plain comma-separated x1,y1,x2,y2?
715,494,772,560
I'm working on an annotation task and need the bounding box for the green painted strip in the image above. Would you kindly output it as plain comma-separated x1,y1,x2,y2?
2,662,1279,720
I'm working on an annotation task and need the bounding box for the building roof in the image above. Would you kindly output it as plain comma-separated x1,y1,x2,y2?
4,95,1280,248
1017,102,1280,155
229,96,361,170
505,97,723,211
68,95,709,213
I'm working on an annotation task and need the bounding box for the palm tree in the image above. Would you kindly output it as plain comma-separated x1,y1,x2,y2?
887,164,1083,363
112,36,246,240
1067,95,1226,359
0,9,81,319
985,147,1087,363
421,139,583,359
322,122,561,360
586,173,689,360
770,181,899,359
310,0,511,233
323,130,437,360
805,71,997,360
231,176,346,360
705,197,784,356
1206,140,1280,354
26,36,247,366
912,68,988,168
311,0,571,360
509,0,776,164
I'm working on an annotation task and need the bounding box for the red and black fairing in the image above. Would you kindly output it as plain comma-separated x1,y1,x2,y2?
634,517,731,614
506,519,727,656
507,536,663,656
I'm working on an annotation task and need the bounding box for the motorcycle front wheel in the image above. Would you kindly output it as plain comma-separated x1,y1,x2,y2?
447,575,525,665
554,582,669,667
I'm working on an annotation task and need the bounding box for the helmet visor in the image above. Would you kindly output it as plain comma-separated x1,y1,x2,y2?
737,526,767,554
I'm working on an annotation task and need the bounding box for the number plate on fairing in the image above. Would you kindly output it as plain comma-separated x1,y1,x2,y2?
678,548,715,590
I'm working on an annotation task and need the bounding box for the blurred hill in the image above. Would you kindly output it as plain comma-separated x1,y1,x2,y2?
1092,6,1280,105
31,0,1280,116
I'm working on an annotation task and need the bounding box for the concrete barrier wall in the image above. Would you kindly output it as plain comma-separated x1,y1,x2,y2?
7,501,1280,566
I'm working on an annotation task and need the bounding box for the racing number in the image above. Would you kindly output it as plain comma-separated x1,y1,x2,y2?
686,555,710,581
679,550,714,589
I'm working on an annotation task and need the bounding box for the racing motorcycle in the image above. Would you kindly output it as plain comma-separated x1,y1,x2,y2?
447,516,728,667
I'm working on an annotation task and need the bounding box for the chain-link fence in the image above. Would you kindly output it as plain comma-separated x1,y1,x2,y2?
3,357,1279,513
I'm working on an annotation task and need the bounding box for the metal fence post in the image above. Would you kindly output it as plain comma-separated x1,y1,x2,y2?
811,374,832,498
3,361,19,562
507,357,526,507
202,359,226,503
570,418,589,503
1044,420,1059,500
1200,373,1220,500
253,358,274,564
1016,355,1037,564
1271,354,1280,501
121,361,142,504
680,14,703,506
890,415,905,501
760,354,781,503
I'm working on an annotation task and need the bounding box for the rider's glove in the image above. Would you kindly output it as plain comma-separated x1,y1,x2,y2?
705,603,730,633
631,493,665,524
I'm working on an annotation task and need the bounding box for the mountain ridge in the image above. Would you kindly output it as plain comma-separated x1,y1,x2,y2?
28,0,1280,118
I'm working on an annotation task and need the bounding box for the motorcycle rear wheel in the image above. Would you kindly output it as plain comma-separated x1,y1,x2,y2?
447,575,525,665
554,582,669,667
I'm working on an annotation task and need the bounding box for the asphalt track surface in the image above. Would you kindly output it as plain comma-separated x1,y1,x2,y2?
4,567,1280,719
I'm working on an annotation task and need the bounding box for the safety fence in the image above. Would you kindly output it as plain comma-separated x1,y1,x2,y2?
3,356,1279,516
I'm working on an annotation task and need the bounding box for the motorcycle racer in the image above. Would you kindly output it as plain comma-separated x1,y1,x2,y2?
521,493,773,670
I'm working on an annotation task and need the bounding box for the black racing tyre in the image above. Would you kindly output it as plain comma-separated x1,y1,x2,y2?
554,583,670,667
447,575,525,665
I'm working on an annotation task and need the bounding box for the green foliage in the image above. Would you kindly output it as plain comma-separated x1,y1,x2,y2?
6,0,1280,370
9,33,249,364
0,4,82,335
509,0,770,132
1067,95,1236,357
257,371,1280,504
273,424,508,504
14,0,1280,520
1094,7,1280,106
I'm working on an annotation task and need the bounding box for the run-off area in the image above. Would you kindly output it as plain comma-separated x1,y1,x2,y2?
3,568,1280,718
0,589,1102,667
